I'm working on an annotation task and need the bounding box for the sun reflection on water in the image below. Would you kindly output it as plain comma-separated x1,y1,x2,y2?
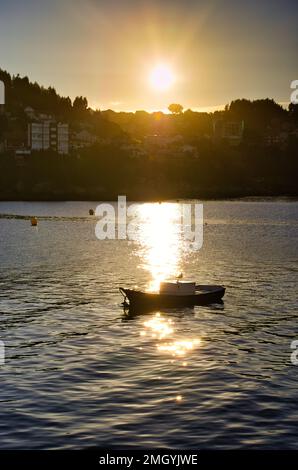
132,203,201,403
140,313,201,360
141,313,174,339
138,312,201,402
133,203,184,291
157,339,201,356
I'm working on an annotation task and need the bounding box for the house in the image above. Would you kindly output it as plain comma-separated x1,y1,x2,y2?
24,107,36,120
213,120,244,146
121,142,147,158
181,144,198,158
264,121,298,147
25,107,53,121
71,130,97,149
143,134,184,148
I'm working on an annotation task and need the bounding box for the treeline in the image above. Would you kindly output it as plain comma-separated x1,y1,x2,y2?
0,68,298,199
102,100,298,141
1,68,298,143
0,69,124,138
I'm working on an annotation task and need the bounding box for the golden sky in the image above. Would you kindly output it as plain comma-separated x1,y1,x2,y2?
0,0,297,111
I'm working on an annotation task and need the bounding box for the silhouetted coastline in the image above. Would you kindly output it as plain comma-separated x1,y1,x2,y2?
1,69,297,201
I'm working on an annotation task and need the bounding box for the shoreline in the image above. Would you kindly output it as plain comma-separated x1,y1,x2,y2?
0,195,297,204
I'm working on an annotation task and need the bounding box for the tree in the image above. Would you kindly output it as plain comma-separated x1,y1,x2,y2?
168,103,183,114
73,96,88,112
289,103,298,122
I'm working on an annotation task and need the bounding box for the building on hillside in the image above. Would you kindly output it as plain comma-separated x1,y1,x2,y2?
213,120,244,146
71,130,97,150
264,122,298,147
0,86,5,151
121,142,147,158
24,107,36,120
0,80,4,109
28,121,69,154
143,134,184,148
181,144,198,158
57,123,69,154
25,107,53,121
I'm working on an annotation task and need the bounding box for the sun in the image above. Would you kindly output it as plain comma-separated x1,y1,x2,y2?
149,64,175,91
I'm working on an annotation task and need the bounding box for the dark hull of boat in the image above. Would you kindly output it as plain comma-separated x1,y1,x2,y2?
120,285,225,309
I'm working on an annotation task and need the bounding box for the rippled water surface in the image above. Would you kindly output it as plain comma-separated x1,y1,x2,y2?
0,200,297,449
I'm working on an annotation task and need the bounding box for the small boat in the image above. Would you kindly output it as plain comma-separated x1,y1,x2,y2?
120,280,225,309
89,209,95,216
31,217,38,226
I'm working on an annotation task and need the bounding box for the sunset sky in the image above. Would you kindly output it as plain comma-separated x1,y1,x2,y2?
0,0,297,112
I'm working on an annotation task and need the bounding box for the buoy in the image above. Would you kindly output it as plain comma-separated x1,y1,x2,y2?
89,209,94,216
31,217,38,226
